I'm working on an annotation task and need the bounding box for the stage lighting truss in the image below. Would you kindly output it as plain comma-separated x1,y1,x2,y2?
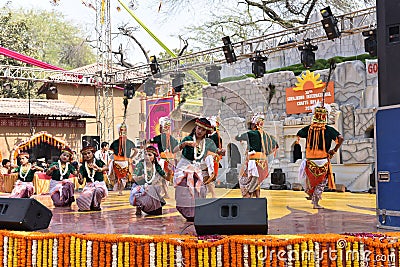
250,51,268,78
298,39,318,69
206,64,222,86
362,29,377,57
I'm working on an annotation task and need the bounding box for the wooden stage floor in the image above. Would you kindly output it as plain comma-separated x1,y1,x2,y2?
0,188,380,235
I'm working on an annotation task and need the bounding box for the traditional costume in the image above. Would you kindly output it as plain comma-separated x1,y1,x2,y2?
149,116,178,182
174,118,222,221
236,113,278,197
47,147,77,207
129,146,168,215
109,122,136,194
10,152,38,198
297,104,343,209
76,146,108,211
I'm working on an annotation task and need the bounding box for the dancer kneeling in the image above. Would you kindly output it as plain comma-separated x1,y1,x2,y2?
47,147,78,207
10,152,43,198
76,146,109,211
129,146,169,216
173,118,225,221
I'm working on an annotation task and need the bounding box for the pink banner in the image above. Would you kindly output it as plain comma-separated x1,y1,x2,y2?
146,97,175,140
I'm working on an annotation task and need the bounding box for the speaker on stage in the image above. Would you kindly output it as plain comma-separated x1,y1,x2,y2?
194,198,268,235
377,1,400,106
0,198,52,231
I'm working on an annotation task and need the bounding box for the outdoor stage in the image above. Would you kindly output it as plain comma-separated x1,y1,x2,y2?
2,188,399,267
19,188,378,235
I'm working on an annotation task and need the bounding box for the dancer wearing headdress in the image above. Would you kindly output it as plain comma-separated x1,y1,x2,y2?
76,146,109,211
10,152,44,198
236,113,279,198
297,103,343,209
110,122,137,195
173,117,226,221
129,146,169,215
149,116,178,198
205,115,225,198
47,147,78,207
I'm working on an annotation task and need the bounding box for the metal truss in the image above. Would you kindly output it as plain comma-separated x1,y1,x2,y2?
113,6,377,84
95,0,115,143
0,65,95,85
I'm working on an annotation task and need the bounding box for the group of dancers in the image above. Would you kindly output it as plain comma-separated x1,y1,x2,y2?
5,102,344,219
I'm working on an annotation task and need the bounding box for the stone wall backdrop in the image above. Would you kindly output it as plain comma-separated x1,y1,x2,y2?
204,59,378,192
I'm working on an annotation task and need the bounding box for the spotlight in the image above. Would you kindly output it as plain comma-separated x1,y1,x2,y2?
143,78,156,97
206,65,222,86
149,55,161,77
298,39,318,69
249,51,268,78
124,83,136,99
320,6,340,40
362,29,377,57
221,36,237,63
171,72,185,93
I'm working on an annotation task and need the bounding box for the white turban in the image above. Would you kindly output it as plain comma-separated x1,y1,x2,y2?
207,116,218,127
251,113,264,124
159,116,171,127
310,102,331,114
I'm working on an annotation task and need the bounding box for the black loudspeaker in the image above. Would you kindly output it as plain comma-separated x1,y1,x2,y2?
377,1,400,107
194,198,268,235
0,198,52,231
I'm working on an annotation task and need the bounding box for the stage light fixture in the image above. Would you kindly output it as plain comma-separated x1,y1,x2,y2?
149,55,161,77
143,78,156,96
249,51,268,78
362,29,377,57
320,6,340,40
298,39,318,69
221,36,237,63
171,72,185,93
206,65,222,86
124,83,136,99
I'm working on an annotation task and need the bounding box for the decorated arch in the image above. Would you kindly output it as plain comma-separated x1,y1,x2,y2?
11,132,69,164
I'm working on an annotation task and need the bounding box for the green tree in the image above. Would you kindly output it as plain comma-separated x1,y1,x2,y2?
0,8,96,98
158,0,374,47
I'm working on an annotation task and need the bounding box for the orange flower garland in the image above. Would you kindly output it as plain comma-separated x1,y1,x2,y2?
105,242,111,267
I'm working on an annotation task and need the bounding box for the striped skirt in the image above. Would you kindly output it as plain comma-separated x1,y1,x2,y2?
76,181,108,211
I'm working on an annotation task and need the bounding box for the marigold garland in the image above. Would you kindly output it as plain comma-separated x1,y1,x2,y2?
144,243,150,267
106,242,112,267
163,242,168,267
1,231,400,267
169,243,175,267
37,238,43,267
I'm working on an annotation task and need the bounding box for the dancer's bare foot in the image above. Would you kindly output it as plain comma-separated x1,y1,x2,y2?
118,191,123,196
313,204,324,209
305,196,312,200
135,207,142,215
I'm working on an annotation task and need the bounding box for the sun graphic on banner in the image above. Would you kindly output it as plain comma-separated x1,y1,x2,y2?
152,122,161,136
293,70,324,91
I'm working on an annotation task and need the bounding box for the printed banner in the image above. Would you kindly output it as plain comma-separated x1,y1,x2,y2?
145,97,174,140
286,71,335,114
